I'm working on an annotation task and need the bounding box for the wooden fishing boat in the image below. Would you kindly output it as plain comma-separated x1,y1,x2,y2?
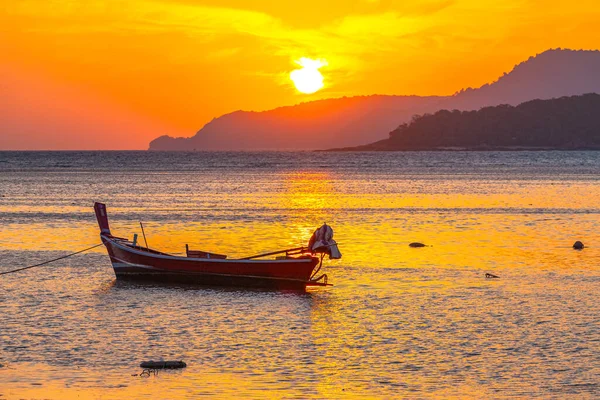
94,203,341,290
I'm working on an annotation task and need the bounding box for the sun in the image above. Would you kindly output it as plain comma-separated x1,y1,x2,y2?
290,58,327,94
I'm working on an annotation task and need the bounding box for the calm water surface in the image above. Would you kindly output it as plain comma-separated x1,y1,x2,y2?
0,151,599,399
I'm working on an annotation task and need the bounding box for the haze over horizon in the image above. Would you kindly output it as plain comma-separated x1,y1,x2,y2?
1,0,600,150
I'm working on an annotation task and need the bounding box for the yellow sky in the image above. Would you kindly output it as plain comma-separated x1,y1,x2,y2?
1,0,599,149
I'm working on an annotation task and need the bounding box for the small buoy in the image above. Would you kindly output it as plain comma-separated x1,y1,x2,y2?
139,360,187,369
573,241,584,250
409,242,426,248
485,273,499,279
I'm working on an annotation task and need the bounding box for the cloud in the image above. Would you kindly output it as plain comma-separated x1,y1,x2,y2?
3,0,600,97
2,0,444,63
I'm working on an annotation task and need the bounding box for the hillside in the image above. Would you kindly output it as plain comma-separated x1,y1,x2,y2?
444,49,600,110
149,49,600,151
149,95,444,150
331,94,600,151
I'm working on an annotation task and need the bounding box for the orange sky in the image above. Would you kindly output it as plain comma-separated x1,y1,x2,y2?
1,0,599,149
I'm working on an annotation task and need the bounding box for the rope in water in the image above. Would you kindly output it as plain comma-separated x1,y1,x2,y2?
0,243,104,276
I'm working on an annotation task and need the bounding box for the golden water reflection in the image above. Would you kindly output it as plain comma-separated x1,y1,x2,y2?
2,154,600,398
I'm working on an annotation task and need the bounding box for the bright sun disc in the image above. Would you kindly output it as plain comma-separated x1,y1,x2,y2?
290,58,327,94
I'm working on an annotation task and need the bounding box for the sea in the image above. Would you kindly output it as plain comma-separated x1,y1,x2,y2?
0,151,599,399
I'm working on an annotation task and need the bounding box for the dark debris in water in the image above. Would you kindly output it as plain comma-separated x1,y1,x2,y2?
136,368,159,378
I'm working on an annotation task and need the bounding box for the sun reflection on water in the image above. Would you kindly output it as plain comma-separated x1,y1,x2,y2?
1,152,600,398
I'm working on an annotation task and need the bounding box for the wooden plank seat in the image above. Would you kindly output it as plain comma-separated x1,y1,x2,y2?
185,244,227,259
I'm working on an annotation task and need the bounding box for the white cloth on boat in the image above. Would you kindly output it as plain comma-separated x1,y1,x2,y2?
308,223,342,259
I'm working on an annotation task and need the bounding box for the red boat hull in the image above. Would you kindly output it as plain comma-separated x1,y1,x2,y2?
101,235,321,290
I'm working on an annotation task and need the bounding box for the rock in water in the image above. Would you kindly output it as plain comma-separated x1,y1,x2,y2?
139,361,187,369
409,242,426,248
573,241,584,250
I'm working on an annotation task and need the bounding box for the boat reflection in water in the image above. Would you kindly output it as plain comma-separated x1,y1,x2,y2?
94,202,341,290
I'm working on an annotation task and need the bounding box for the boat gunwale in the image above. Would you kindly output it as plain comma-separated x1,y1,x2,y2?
103,234,318,265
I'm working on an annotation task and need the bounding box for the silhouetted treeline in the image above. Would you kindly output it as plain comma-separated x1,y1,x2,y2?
350,94,600,150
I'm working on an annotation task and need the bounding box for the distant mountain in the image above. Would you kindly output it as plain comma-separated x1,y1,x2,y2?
149,95,444,150
443,49,600,110
149,49,600,151
330,94,600,151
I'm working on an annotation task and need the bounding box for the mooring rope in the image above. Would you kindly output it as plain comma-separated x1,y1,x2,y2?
0,243,104,276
